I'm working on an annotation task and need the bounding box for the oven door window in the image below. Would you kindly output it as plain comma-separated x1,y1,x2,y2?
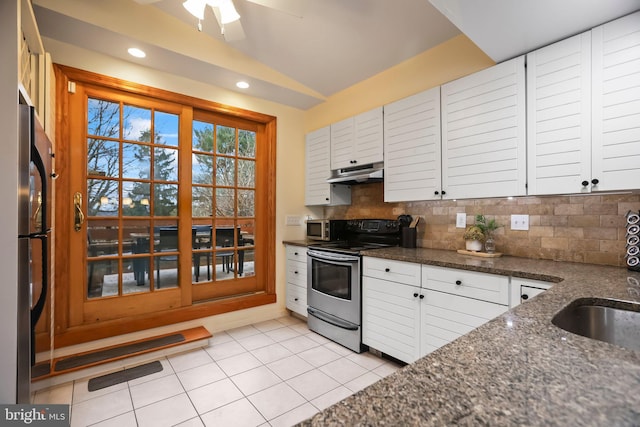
311,258,351,300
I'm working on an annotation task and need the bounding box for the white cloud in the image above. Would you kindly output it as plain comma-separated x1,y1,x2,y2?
124,117,151,141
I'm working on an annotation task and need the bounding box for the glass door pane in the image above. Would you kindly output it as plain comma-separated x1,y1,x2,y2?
85,97,181,298
191,115,258,296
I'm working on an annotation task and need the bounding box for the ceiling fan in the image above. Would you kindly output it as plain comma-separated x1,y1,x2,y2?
134,0,303,41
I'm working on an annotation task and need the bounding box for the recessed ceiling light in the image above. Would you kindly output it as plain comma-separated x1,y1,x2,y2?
128,48,146,58
236,81,250,89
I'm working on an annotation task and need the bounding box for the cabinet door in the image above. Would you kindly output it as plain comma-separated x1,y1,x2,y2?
384,87,442,202
330,117,355,170
592,11,640,191
362,276,421,363
527,32,592,195
420,289,508,357
441,56,526,199
305,127,331,205
305,128,351,206
354,107,383,166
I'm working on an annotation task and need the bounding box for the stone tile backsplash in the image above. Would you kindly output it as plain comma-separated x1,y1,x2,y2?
324,182,640,267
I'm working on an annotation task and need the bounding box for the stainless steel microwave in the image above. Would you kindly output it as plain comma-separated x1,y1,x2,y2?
306,219,347,241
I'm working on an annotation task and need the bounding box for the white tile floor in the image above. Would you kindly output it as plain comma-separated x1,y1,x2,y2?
33,315,402,427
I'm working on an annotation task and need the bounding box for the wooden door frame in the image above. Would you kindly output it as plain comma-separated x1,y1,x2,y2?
52,65,277,349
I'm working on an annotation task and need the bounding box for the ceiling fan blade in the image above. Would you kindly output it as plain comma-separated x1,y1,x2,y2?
221,20,246,41
244,0,303,18
211,5,246,40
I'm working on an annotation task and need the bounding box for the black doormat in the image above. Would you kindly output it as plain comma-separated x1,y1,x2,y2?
32,362,51,379
54,333,185,372
87,360,163,391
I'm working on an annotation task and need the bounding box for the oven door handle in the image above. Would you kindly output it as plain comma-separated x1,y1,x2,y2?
307,250,360,263
307,307,359,331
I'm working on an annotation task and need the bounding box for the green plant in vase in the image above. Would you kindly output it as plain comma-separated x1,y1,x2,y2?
474,214,501,253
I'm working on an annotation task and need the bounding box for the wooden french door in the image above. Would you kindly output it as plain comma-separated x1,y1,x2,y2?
63,79,265,328
66,83,192,325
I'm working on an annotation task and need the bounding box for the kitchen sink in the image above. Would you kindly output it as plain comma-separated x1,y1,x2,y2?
551,298,640,351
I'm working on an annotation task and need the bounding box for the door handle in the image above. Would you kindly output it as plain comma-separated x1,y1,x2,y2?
73,192,84,232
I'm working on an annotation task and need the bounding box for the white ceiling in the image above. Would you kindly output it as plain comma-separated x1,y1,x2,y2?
32,0,462,109
31,0,640,110
430,0,640,63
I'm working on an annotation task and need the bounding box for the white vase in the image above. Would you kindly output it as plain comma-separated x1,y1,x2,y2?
465,239,483,252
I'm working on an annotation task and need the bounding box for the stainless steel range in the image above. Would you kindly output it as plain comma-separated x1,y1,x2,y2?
307,219,401,353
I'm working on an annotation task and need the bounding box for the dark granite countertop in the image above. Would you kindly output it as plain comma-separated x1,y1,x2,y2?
283,240,314,247
292,245,640,426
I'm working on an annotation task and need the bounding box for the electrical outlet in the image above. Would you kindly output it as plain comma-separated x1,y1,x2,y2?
456,213,467,228
511,214,530,231
285,215,302,226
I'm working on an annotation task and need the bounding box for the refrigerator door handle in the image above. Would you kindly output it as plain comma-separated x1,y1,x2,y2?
30,234,48,331
29,139,48,234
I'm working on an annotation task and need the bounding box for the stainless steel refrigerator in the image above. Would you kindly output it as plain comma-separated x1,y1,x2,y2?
17,104,53,403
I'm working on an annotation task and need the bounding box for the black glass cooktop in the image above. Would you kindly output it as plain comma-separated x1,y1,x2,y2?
308,218,401,254
308,240,393,254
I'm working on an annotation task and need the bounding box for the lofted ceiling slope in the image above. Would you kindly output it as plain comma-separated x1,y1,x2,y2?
33,0,461,110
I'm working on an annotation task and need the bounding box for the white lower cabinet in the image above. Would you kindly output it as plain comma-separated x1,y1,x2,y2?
362,257,510,363
285,245,307,317
362,256,422,363
362,275,421,363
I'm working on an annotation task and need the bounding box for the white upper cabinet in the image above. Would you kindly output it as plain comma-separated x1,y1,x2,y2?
527,32,592,195
384,87,442,202
330,117,355,170
331,107,383,170
305,126,351,206
591,11,640,192
355,107,384,165
441,56,527,199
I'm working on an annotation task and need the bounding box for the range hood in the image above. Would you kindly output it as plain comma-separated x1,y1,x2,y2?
327,162,383,185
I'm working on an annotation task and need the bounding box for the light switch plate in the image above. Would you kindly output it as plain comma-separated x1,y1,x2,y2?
456,213,467,228
511,214,529,231
285,215,302,226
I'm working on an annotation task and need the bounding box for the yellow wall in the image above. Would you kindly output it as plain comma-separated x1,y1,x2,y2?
304,34,495,132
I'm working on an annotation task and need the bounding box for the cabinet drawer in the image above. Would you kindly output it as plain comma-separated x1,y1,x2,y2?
286,245,307,262
363,257,421,286
422,265,509,305
286,260,307,287
509,278,552,307
286,283,307,317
